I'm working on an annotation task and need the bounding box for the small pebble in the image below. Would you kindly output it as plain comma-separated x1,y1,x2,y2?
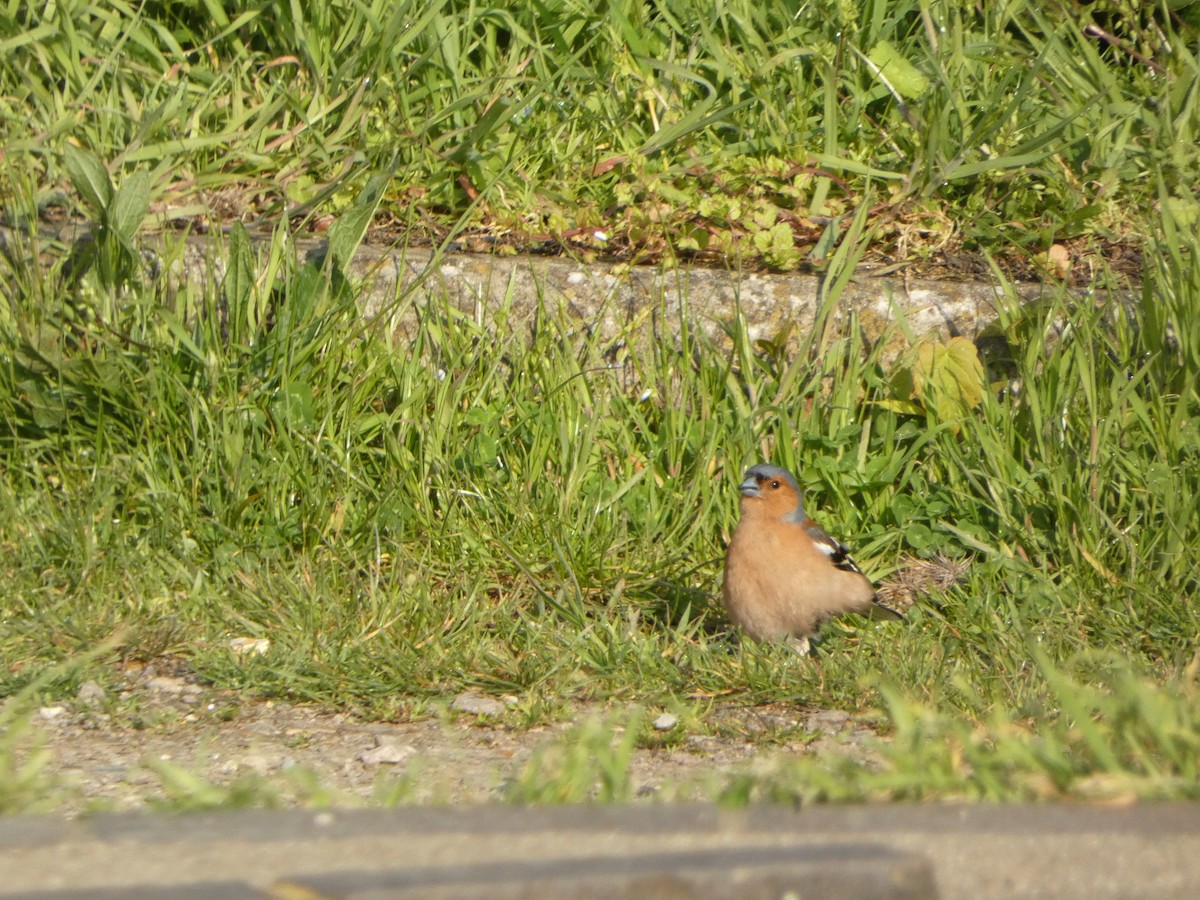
146,676,185,695
77,681,107,706
237,752,290,776
653,713,678,731
360,739,416,766
229,637,270,657
805,709,851,734
451,693,506,717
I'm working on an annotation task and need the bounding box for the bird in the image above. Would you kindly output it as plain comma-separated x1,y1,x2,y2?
722,463,902,654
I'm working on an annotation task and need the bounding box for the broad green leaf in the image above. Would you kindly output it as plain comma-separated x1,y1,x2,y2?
288,262,326,327
272,379,316,427
1165,196,1200,231
225,222,256,338
64,145,113,216
922,338,984,428
327,172,390,274
904,522,934,550
867,41,929,100
109,169,151,247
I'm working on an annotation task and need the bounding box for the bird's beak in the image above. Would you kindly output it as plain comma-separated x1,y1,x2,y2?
737,476,761,498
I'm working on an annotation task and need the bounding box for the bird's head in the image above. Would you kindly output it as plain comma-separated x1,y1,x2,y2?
737,463,807,523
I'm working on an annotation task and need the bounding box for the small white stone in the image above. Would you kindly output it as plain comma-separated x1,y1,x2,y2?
238,752,286,775
229,637,270,657
805,709,851,734
653,713,678,731
146,676,185,695
451,693,506,717
77,680,106,705
360,740,416,766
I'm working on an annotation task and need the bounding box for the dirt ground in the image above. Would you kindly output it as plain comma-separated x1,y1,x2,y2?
16,661,884,813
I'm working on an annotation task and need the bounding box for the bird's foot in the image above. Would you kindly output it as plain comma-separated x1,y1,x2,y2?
788,635,812,656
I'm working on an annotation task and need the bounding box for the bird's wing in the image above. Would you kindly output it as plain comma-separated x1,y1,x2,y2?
803,522,866,575
805,522,906,620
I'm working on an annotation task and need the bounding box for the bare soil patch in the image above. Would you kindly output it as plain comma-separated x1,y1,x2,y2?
19,662,883,813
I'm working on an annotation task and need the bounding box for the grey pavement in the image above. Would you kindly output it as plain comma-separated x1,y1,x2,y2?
3,803,1199,898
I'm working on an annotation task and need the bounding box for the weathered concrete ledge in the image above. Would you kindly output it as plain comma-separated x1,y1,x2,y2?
4,222,1094,355
3,802,1200,898
151,228,1068,352
341,243,1056,355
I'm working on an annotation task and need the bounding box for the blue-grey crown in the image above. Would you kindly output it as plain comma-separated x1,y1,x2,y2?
743,463,799,492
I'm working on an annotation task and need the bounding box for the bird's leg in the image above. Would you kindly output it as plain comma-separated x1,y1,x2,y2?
788,635,812,656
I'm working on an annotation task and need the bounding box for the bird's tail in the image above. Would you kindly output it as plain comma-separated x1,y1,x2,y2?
867,599,905,621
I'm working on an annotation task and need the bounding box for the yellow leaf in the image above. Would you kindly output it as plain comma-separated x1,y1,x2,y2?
887,336,986,432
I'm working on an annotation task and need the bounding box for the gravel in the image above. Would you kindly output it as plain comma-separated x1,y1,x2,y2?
9,661,887,813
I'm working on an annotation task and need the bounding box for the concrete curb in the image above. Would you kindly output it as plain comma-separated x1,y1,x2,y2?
4,803,1199,898
28,221,1073,352
5,222,1118,367
342,244,1044,350
2,220,1140,374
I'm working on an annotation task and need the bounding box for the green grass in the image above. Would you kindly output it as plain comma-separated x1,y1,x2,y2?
2,164,1199,808
3,0,1198,269
2,0,1200,811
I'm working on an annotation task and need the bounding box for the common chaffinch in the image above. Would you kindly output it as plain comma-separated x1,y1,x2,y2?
723,463,902,654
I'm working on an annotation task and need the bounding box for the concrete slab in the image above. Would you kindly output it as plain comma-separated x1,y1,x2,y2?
285,844,933,899
2,803,1199,899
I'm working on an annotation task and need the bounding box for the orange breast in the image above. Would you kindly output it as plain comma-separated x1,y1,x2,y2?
723,517,874,641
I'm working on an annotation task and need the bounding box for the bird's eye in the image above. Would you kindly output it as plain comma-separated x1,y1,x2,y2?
770,480,780,489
